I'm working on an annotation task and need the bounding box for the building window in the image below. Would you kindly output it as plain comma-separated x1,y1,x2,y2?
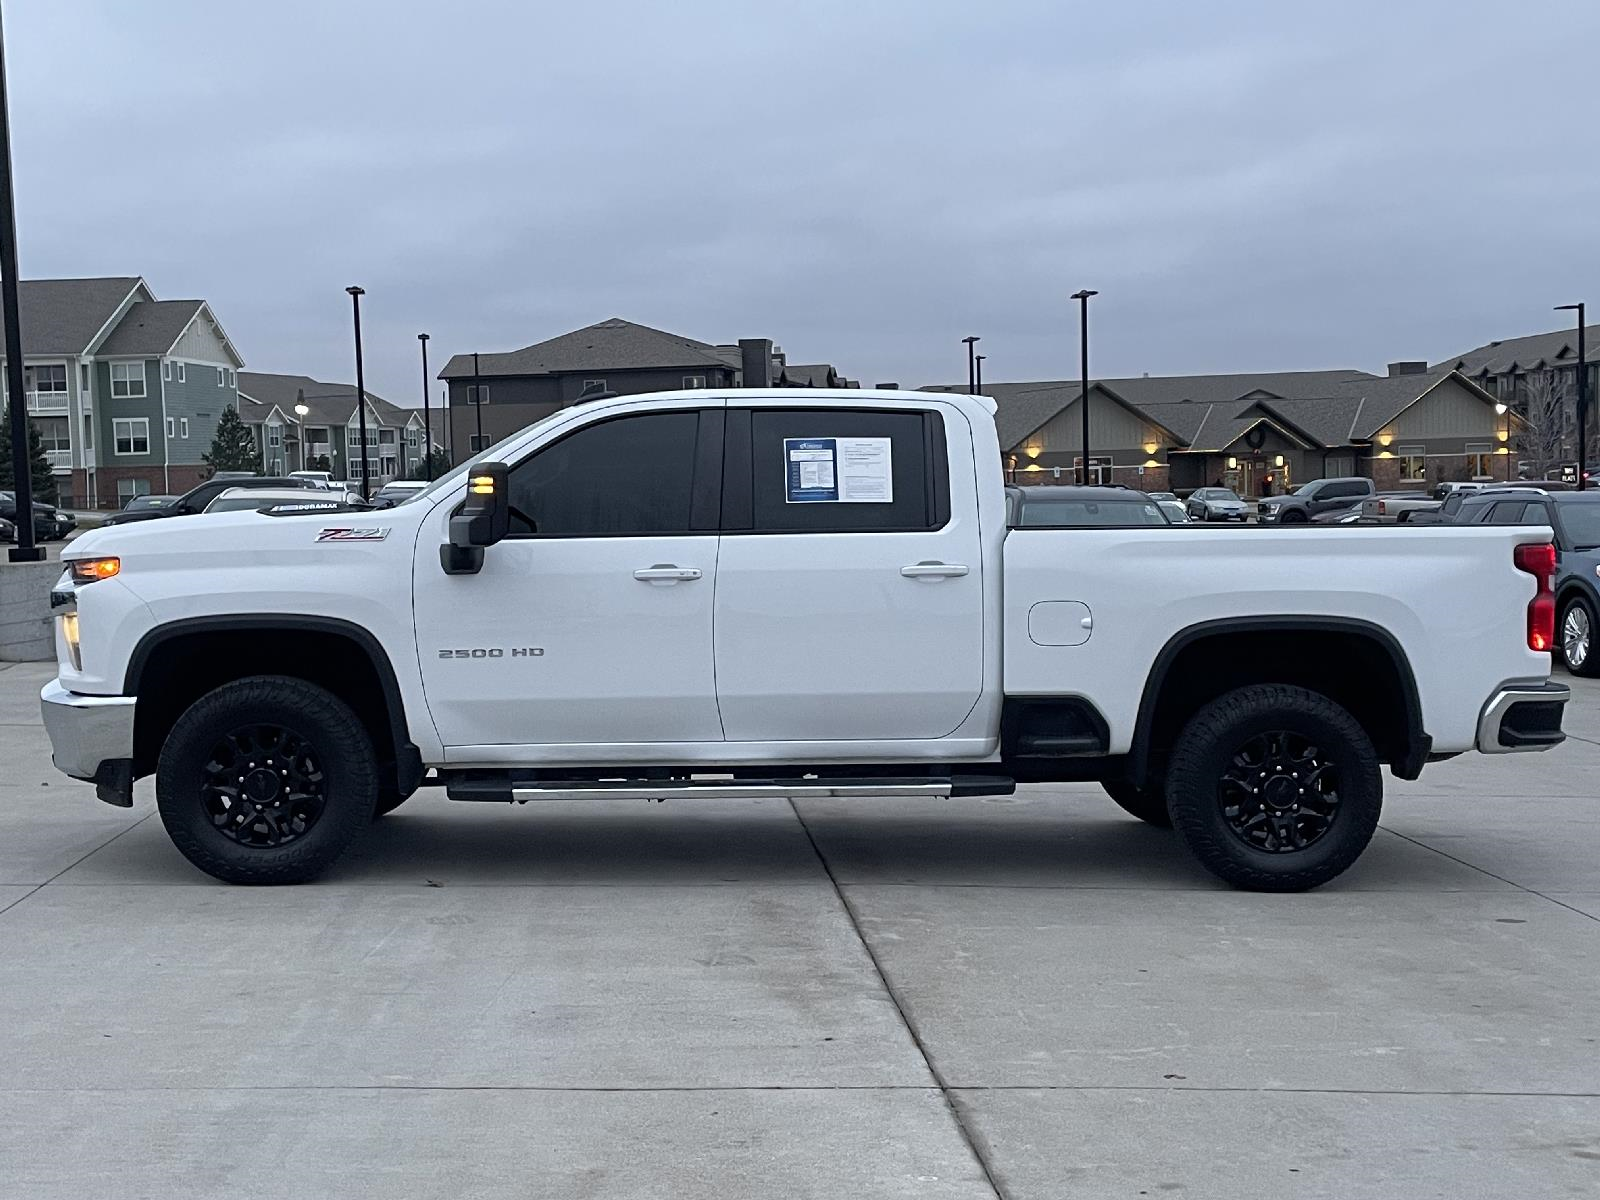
113,417,150,455
682,375,706,389
80,363,90,393
163,361,172,382
32,364,68,395
180,417,190,438
407,429,418,448
470,434,491,452
1466,442,1493,479
217,366,226,386
1073,455,1114,485
116,478,151,506
228,369,235,387
1398,446,1425,481
466,384,489,405
110,362,146,398
165,416,175,438
267,423,282,448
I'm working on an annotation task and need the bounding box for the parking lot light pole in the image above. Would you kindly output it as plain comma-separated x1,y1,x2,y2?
975,354,985,395
1072,289,1098,484
346,286,370,500
962,336,980,394
0,7,41,563
472,351,484,454
1556,303,1587,489
1495,402,1509,480
418,333,433,481
294,393,310,470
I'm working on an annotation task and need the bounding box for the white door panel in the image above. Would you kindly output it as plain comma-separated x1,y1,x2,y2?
416,536,722,746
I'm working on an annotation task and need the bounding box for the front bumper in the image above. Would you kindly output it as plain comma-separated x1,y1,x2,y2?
39,678,136,780
1476,681,1568,753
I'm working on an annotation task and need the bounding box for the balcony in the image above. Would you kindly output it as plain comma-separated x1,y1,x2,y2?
45,449,72,470
24,390,69,414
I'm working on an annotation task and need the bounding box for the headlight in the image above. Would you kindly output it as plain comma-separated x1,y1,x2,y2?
58,610,81,671
68,557,120,584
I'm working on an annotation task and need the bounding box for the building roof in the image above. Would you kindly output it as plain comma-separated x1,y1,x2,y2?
12,277,143,355
439,317,737,379
237,371,420,430
96,300,206,356
1434,324,1600,376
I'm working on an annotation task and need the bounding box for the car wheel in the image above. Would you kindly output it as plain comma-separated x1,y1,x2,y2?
1279,509,1308,524
1560,595,1600,677
1166,684,1381,892
1102,779,1172,828
156,675,377,884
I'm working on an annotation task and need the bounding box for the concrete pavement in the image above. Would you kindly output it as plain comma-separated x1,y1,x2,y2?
0,658,1596,1197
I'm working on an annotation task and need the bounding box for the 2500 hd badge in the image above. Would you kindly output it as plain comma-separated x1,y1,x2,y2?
437,647,545,658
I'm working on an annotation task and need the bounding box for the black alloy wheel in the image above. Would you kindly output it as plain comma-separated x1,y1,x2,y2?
201,723,327,847
1217,730,1337,853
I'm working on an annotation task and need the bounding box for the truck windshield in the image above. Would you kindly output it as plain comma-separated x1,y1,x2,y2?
1016,499,1169,527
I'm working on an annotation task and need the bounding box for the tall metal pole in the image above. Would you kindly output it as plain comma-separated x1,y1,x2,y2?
1072,289,1098,484
1558,303,1587,489
0,7,40,562
975,354,985,395
418,333,432,481
472,350,483,453
346,286,370,500
443,385,452,467
962,336,979,395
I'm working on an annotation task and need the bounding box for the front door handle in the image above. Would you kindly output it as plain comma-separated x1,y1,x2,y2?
900,561,970,580
634,564,702,583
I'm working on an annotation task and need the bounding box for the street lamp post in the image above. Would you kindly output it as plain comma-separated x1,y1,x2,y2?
1071,289,1098,484
1556,303,1587,489
417,333,433,481
346,286,370,500
294,392,310,471
1495,402,1509,480
0,6,41,562
975,354,985,395
962,336,980,395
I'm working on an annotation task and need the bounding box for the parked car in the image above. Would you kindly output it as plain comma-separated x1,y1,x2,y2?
0,514,14,542
289,470,336,490
1356,491,1434,523
0,490,75,540
43,387,1570,895
1147,491,1180,503
1308,503,1367,524
100,475,316,526
1405,480,1574,525
1257,477,1375,524
115,494,180,517
1186,486,1249,522
203,487,363,514
1156,499,1191,524
1006,485,1169,527
372,480,429,508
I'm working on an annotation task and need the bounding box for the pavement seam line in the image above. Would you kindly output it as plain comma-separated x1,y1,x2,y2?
1,1084,1598,1097
0,812,155,918
1378,825,1600,925
788,798,1010,1200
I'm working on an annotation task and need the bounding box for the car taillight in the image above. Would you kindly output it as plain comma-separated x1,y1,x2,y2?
1377,501,1387,515
1514,542,1557,653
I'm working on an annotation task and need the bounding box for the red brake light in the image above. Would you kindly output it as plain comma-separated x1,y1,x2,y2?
1514,542,1557,653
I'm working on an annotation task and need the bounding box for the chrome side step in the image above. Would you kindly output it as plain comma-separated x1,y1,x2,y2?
445,774,1015,803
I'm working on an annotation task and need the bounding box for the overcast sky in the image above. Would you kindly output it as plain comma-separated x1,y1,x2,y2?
10,0,1600,403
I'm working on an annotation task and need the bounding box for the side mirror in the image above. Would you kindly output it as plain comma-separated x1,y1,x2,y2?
441,461,510,575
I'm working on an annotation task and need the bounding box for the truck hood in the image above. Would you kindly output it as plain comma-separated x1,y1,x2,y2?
64,505,428,561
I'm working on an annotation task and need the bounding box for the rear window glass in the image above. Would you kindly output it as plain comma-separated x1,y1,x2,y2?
1016,499,1168,527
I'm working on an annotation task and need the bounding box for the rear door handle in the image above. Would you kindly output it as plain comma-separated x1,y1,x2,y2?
634,565,702,583
900,562,970,579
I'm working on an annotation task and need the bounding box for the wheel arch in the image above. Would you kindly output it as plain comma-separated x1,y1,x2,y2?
125,614,423,794
1129,616,1428,788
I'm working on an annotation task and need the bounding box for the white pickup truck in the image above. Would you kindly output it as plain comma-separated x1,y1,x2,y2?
41,388,1568,891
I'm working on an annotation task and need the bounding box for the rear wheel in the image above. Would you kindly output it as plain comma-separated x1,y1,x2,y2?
1166,684,1381,892
1102,779,1172,828
1560,594,1599,677
1278,509,1308,524
156,676,377,884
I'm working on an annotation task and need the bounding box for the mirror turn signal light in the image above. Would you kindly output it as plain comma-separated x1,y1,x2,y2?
69,557,121,584
469,475,496,495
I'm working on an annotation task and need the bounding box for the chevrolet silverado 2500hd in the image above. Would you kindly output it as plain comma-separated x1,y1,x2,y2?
40,388,1568,890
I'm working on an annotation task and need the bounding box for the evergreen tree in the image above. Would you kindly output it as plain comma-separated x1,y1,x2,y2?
0,406,59,504
203,407,262,476
408,450,450,480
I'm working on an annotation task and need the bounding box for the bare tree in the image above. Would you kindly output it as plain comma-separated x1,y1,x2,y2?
1515,370,1571,479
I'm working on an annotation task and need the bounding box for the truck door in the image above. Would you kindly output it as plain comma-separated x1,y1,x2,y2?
414,405,726,749
712,403,985,742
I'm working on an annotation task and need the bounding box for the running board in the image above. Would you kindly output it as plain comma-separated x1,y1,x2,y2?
445,774,1015,803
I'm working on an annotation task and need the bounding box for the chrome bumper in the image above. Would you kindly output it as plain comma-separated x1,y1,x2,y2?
1476,682,1568,754
39,678,136,780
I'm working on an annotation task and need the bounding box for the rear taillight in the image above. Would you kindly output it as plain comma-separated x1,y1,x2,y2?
1514,542,1557,652
1377,501,1388,515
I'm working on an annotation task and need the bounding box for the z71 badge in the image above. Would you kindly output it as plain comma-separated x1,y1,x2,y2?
316,527,391,542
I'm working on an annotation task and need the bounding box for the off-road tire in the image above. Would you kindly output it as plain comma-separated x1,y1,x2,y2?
1102,779,1172,828
1166,684,1381,892
157,676,377,884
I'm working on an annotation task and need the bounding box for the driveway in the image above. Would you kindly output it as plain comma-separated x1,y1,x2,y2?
1,660,1596,1197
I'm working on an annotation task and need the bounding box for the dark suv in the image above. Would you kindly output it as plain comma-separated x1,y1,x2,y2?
1453,488,1600,675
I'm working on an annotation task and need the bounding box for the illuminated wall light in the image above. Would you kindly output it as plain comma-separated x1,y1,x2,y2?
1226,456,1238,470
1274,455,1285,467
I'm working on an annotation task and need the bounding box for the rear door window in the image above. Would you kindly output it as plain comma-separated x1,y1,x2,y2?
1485,501,1529,524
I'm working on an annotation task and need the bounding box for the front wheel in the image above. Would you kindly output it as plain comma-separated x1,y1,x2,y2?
1560,594,1600,677
156,676,378,884
1102,779,1172,828
1278,509,1308,524
1165,684,1381,892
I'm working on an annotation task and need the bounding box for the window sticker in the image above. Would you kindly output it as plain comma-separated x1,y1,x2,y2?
784,437,892,503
